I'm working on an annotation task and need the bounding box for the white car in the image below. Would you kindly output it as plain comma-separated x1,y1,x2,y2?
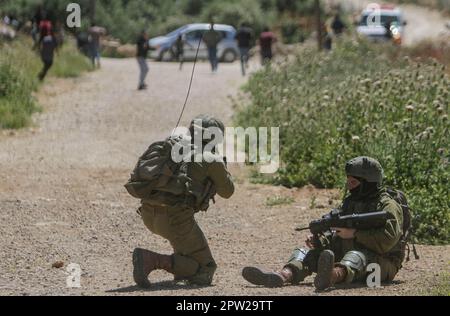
357,4,406,45
149,23,239,62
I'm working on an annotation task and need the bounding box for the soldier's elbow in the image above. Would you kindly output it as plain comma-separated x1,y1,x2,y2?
217,185,234,199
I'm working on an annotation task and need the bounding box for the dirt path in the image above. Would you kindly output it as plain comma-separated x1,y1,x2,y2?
0,58,448,296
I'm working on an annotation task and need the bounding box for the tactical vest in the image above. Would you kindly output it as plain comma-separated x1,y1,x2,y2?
125,137,216,211
341,190,406,266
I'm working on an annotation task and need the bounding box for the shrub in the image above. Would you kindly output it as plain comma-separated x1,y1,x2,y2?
52,40,93,77
0,39,40,129
0,36,91,129
235,39,449,244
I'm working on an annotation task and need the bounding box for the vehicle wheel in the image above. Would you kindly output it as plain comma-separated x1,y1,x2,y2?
159,49,173,62
222,49,237,63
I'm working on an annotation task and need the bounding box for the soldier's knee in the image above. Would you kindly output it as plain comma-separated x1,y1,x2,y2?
338,250,368,284
188,261,217,286
173,253,200,277
285,248,314,284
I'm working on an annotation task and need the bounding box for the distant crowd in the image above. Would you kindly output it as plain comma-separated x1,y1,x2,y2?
2,6,350,89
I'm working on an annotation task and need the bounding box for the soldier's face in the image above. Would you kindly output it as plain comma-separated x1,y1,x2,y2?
347,176,361,191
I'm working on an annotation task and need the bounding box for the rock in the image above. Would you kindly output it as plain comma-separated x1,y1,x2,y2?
52,261,64,269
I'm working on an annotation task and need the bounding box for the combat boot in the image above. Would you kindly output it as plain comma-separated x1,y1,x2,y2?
314,250,347,291
242,266,293,288
132,248,174,288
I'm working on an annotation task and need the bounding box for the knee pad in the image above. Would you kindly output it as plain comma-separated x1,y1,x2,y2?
287,248,309,264
339,250,367,273
285,248,315,283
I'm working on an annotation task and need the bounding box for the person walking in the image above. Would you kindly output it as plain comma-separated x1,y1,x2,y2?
203,22,222,73
37,28,57,81
259,27,277,65
88,23,106,68
136,30,150,90
173,34,185,71
235,23,254,76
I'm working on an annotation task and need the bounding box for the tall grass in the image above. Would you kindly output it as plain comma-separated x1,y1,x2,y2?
235,39,449,244
0,36,92,129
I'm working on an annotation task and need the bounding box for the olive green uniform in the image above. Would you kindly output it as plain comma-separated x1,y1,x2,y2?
286,188,405,284
139,152,234,285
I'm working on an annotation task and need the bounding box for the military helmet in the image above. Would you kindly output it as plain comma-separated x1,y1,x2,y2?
345,156,384,184
190,114,225,134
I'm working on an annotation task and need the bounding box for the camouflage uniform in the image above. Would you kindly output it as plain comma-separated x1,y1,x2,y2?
133,115,234,287
243,157,405,290
285,188,404,285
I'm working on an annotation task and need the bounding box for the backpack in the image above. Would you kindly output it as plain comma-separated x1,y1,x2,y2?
385,188,419,260
124,137,215,211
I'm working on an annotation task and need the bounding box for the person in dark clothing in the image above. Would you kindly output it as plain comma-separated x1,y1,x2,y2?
203,22,222,73
38,33,57,81
331,14,346,36
259,27,277,65
173,34,185,71
88,23,106,68
235,23,254,76
136,30,150,90
31,6,44,44
384,22,393,40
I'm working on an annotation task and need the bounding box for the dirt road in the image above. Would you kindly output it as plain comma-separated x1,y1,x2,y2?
0,58,448,296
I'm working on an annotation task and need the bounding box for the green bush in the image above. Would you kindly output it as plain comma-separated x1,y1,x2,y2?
52,40,93,77
201,0,269,35
236,39,449,244
0,39,40,129
0,37,91,129
280,19,309,44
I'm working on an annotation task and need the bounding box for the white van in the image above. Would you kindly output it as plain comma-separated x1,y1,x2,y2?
357,4,406,45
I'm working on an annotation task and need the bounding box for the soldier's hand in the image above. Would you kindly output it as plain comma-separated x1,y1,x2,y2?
332,227,356,240
305,234,315,249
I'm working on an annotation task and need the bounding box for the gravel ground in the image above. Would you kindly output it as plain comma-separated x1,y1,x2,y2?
0,57,448,296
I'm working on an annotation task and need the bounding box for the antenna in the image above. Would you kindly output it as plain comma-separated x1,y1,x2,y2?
173,33,204,134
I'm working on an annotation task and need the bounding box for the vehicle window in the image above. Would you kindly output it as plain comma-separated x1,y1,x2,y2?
219,31,227,40
185,30,204,41
359,14,400,26
167,26,188,38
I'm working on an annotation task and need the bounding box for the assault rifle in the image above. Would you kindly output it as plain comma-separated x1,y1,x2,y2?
296,209,389,248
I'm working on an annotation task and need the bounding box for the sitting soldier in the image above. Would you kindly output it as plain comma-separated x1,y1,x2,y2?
242,156,406,291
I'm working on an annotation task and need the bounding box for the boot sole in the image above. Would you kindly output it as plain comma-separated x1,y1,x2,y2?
314,250,335,291
242,267,284,288
133,248,151,288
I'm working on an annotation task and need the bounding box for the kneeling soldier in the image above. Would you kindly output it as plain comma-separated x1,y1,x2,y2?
132,115,234,287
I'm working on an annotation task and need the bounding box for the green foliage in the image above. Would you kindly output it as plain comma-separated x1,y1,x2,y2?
0,38,40,129
236,39,450,244
0,0,280,43
265,195,294,207
52,40,93,77
201,0,269,36
183,0,204,16
0,36,91,129
276,0,316,15
280,19,310,44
